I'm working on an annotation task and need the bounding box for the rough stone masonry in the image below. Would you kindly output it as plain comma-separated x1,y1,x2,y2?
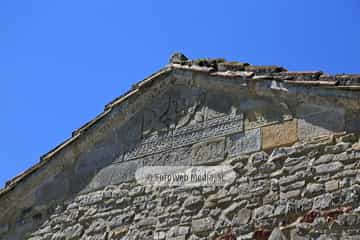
1,53,360,240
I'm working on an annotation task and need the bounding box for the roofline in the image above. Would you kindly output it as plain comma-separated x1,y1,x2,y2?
0,67,172,197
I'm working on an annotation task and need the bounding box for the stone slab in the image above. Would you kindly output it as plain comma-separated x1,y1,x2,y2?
262,120,298,150
296,103,345,140
325,180,339,192
143,147,192,166
241,97,293,130
345,109,360,134
86,160,143,191
191,138,225,165
226,128,261,157
191,217,215,235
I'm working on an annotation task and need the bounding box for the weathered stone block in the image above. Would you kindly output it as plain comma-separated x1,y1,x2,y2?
259,162,278,173
223,201,247,220
262,120,298,150
192,217,215,235
280,180,305,192
325,180,340,192
284,156,307,167
77,191,104,206
303,183,324,197
280,189,301,199
324,142,352,154
337,214,359,227
110,225,129,239
242,97,293,130
168,235,187,240
226,128,261,157
183,196,204,211
137,217,157,230
167,226,190,238
313,193,333,209
314,154,334,165
249,151,269,167
333,151,360,164
110,212,134,228
86,159,143,191
60,224,84,239
191,138,225,165
296,103,345,140
285,161,308,174
345,109,360,134
35,172,69,204
154,231,166,240
313,162,343,175
254,205,274,219
338,133,357,143
87,219,107,234
263,192,279,204
232,208,252,226
143,147,192,166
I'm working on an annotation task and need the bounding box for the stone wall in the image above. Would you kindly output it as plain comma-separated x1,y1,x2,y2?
1,56,360,240
25,133,360,240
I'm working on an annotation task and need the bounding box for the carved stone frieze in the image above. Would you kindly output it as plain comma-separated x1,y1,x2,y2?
124,113,244,161
143,147,192,166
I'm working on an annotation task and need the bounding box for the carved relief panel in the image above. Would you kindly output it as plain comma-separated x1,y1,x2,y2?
191,138,225,165
123,86,245,162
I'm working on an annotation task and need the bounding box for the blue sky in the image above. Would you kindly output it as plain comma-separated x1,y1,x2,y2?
0,0,359,187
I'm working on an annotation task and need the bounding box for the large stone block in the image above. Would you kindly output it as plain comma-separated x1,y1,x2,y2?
226,128,261,157
345,109,360,134
262,120,298,150
254,205,274,219
313,162,343,175
85,159,143,191
35,172,69,204
241,97,293,130
191,138,225,165
143,147,192,166
296,103,345,140
192,217,215,235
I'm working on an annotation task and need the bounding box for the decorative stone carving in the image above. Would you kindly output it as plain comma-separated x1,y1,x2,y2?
191,138,225,165
142,93,176,137
226,128,261,157
143,147,192,166
175,90,206,129
173,112,244,148
124,131,173,161
124,111,244,161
